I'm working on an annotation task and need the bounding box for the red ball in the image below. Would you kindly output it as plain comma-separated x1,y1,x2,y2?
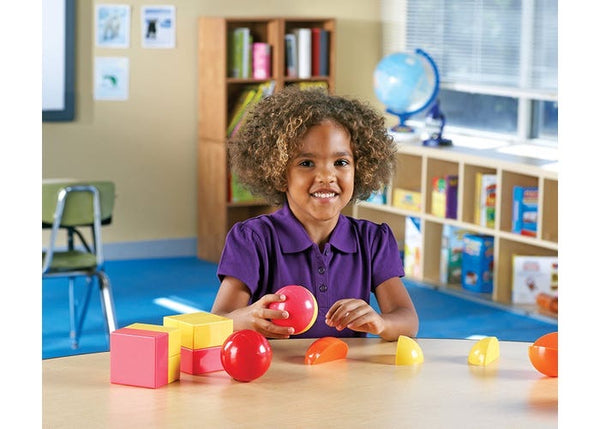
221,330,272,382
268,285,318,334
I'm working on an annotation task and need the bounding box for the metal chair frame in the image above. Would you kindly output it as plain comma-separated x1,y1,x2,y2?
42,184,118,349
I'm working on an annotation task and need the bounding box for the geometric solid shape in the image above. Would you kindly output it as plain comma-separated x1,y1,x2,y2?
168,354,181,383
529,331,558,377
395,335,424,365
304,337,349,365
221,330,272,382
180,346,224,375
468,336,500,366
127,323,181,357
163,312,233,349
267,285,318,335
110,328,169,388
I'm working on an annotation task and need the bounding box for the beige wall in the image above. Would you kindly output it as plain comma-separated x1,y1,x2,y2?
42,0,383,253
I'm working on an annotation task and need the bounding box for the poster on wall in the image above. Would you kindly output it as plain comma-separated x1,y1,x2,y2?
94,57,129,101
95,4,131,48
141,5,176,48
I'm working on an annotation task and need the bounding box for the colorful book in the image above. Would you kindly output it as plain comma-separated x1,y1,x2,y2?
284,33,298,77
252,43,271,79
226,87,258,136
474,173,497,228
228,81,276,138
512,255,558,304
431,175,458,219
231,27,251,78
318,30,330,76
392,188,421,212
440,225,469,285
403,217,422,278
512,186,538,237
461,234,494,293
311,28,322,76
295,28,312,79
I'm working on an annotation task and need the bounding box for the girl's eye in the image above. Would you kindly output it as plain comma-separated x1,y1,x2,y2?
335,159,351,167
299,160,314,167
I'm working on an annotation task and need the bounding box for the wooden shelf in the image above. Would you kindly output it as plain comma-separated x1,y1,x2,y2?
197,16,336,262
352,138,558,307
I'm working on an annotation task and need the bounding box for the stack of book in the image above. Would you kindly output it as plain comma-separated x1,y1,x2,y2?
285,28,330,78
227,81,276,138
431,175,458,219
228,28,272,79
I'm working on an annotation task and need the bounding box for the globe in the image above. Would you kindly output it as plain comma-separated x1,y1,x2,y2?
374,49,440,132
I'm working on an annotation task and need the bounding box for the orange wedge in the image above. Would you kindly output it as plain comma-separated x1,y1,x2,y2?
304,337,349,365
528,331,558,377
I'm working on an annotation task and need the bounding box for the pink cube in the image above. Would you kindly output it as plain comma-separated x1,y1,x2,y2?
180,346,223,375
110,328,169,388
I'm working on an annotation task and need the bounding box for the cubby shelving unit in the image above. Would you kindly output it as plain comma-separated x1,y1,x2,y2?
351,138,558,316
197,16,336,262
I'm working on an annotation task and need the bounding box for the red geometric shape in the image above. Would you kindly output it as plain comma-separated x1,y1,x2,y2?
180,346,224,375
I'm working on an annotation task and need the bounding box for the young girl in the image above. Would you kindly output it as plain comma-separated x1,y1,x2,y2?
211,86,419,341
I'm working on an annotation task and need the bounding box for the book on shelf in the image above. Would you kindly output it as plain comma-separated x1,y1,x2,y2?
403,216,422,278
512,186,538,237
227,81,276,137
284,33,298,77
431,175,458,219
252,42,271,79
295,81,329,91
392,188,421,212
440,225,470,285
229,172,257,203
366,186,387,205
461,234,494,293
295,28,312,79
311,28,330,76
474,173,497,228
512,255,558,304
230,27,253,78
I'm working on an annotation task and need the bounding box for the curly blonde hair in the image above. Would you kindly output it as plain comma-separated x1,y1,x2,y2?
229,86,396,206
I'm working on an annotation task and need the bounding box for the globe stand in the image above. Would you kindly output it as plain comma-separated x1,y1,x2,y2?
421,100,452,147
386,109,415,134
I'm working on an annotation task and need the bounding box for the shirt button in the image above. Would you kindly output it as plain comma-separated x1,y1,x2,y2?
318,267,325,274
319,284,328,292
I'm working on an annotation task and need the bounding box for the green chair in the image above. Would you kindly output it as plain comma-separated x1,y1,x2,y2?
42,181,118,349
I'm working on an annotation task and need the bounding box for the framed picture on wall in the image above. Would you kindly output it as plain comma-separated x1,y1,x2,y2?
95,4,131,48
141,5,176,48
42,0,75,121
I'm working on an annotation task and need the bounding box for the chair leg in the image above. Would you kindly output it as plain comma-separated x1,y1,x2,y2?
98,271,118,334
68,277,78,349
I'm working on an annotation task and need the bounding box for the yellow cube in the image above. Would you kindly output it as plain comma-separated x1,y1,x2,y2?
163,312,233,350
127,323,181,357
126,322,182,383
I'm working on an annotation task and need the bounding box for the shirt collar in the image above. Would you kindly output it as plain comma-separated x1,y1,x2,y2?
274,202,357,254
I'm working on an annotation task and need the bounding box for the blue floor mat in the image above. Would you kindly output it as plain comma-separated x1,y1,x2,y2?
42,257,557,359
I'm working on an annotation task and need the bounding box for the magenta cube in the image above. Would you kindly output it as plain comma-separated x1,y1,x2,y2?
110,328,169,388
180,346,224,375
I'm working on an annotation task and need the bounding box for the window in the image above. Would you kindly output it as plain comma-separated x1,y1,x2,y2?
381,0,557,145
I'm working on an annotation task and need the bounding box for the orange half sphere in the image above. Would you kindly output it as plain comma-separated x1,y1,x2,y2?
305,337,349,365
528,331,558,377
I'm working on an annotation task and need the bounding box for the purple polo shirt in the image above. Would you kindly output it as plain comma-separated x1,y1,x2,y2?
217,202,405,338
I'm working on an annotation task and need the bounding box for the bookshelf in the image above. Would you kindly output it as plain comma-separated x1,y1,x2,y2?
351,138,558,316
197,17,336,262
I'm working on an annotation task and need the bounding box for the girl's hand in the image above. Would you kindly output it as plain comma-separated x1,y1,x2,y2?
325,299,384,336
236,293,296,339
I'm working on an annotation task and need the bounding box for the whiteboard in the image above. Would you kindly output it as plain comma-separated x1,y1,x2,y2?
42,0,74,121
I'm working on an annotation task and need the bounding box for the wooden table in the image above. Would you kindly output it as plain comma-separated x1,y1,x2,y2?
42,338,557,428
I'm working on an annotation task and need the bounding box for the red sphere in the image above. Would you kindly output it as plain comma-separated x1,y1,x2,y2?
221,330,272,382
268,285,318,334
